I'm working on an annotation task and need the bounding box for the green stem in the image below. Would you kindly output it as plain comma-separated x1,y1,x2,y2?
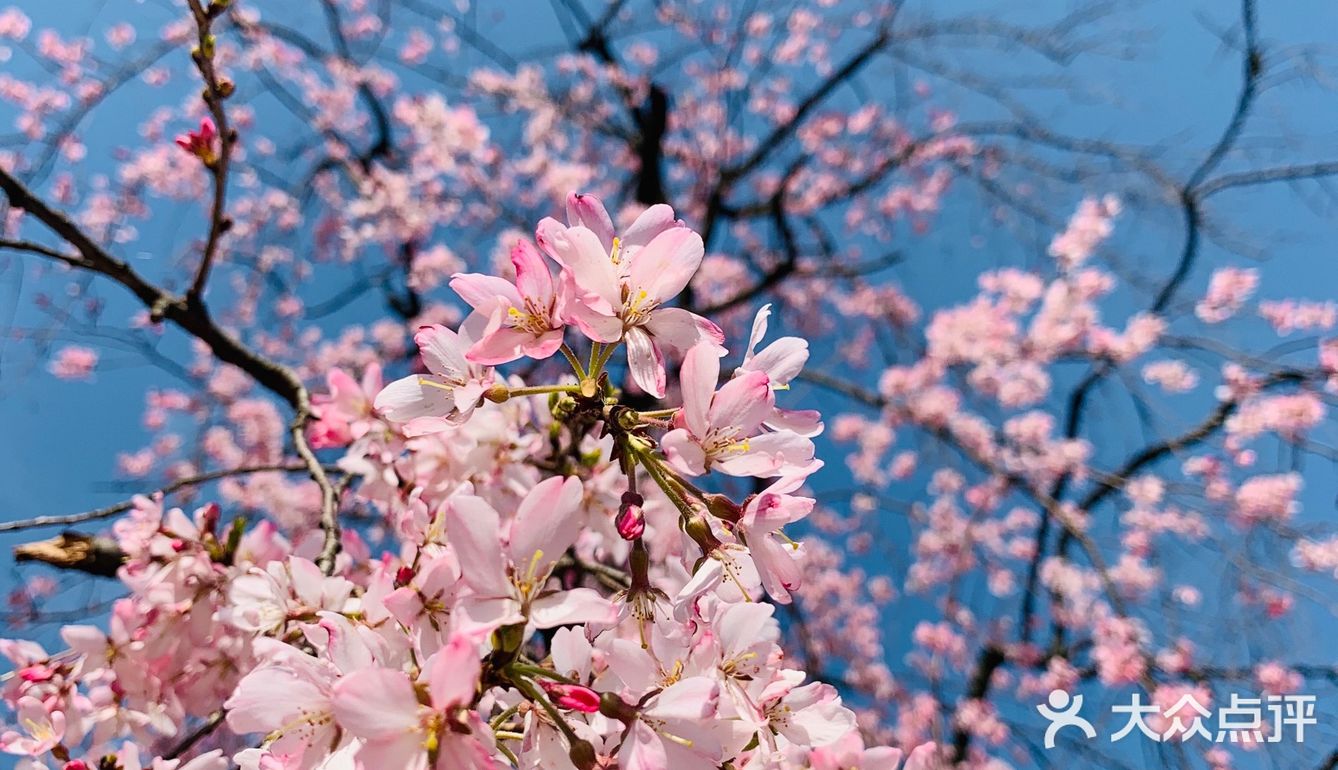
507,669,584,747
560,343,587,379
509,662,574,684
590,340,618,377
588,342,603,373
507,384,581,398
638,408,679,420
635,449,699,519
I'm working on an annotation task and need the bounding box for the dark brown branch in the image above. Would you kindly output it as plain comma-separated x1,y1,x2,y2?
13,532,125,578
0,167,341,575
184,0,238,300
0,463,325,534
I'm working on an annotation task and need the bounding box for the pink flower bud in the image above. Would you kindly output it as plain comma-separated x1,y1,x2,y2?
540,680,601,713
174,117,218,164
615,491,645,540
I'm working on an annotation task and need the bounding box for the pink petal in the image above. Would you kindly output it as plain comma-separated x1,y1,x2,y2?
708,370,773,434
414,325,471,381
715,432,815,477
678,343,718,438
445,496,511,598
565,192,616,251
644,307,724,353
466,323,531,366
530,587,617,629
619,720,668,770
449,273,520,316
356,736,430,770
428,632,482,709
903,742,940,770
435,731,501,770
566,300,623,344
507,476,584,573
331,668,420,740
225,666,329,735
743,336,808,386
510,239,555,303
621,203,679,249
647,677,719,722
661,428,707,476
627,228,703,303
767,407,824,438
752,535,803,603
547,225,621,310
374,374,456,424
625,326,667,398
743,304,773,360
521,328,565,360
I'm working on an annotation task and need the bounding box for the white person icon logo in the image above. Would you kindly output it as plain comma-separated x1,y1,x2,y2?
1038,689,1097,748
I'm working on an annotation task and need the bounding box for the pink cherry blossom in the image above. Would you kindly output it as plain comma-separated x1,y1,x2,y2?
537,193,723,397
450,239,566,365
663,344,815,476
374,320,495,434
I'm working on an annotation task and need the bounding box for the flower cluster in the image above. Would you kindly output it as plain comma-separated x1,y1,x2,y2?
1,195,928,770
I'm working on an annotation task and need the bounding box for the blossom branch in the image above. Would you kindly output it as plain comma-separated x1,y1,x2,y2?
183,0,238,301
0,168,342,575
0,462,330,533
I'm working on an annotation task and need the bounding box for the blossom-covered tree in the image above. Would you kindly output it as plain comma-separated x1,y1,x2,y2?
0,1,1336,769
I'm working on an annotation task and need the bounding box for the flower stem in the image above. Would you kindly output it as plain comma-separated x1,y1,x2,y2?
506,668,585,748
506,383,581,398
589,340,618,377
560,343,587,379
634,449,699,520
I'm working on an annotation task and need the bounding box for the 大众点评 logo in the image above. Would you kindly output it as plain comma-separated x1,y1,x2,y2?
1037,690,1317,748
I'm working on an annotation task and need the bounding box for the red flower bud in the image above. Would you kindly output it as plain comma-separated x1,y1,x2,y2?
394,566,414,588
540,680,602,713
615,495,645,541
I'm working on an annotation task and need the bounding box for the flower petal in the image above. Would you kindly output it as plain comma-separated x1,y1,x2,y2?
374,374,456,424
445,496,511,598
428,632,482,709
625,326,667,398
510,238,555,302
565,192,616,251
678,343,718,438
449,273,520,316
661,428,707,476
621,203,679,249
644,307,724,353
331,668,419,740
628,228,703,303
547,225,620,310
508,476,584,573
529,587,617,629
414,324,471,382
708,370,773,435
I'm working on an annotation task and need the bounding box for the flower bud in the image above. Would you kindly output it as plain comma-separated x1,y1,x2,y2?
539,680,601,713
615,492,646,540
484,384,511,403
598,691,639,722
568,739,598,770
199,502,221,536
